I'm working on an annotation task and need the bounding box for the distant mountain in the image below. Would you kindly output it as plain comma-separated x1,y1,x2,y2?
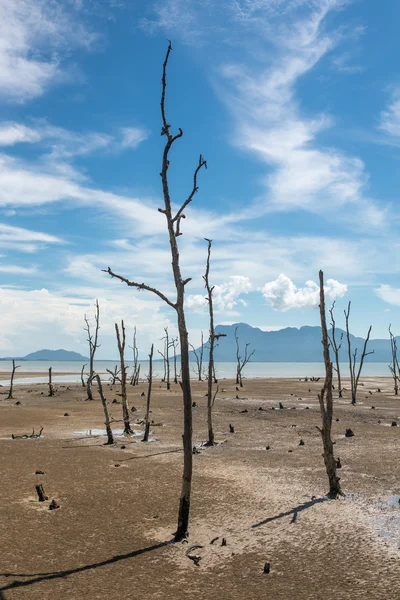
0,349,89,361
190,323,395,363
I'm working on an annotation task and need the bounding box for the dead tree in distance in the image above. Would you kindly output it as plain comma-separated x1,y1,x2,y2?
143,344,154,442
130,327,141,386
317,270,343,499
80,363,87,388
159,327,171,390
234,326,255,387
104,42,207,541
115,320,133,435
84,299,100,400
204,239,226,445
344,302,374,405
189,331,204,381
106,365,121,385
389,325,399,396
7,359,20,400
93,374,114,445
48,367,54,397
328,302,343,398
172,338,178,384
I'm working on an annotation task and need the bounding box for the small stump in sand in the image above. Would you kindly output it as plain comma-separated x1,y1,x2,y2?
345,428,355,438
49,499,60,511
36,484,48,502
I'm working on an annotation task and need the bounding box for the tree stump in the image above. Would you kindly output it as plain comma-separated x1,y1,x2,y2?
263,562,271,574
49,499,60,510
229,424,235,433
345,428,355,437
36,484,48,502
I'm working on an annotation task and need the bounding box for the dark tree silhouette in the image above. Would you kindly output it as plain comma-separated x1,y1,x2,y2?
344,301,373,405
234,326,255,387
317,270,343,499
115,320,132,435
328,301,343,398
93,374,114,445
7,359,20,400
389,325,399,396
143,344,154,442
130,327,141,386
104,42,206,541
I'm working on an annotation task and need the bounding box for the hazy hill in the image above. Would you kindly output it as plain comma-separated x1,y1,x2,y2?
0,349,89,361
191,323,394,363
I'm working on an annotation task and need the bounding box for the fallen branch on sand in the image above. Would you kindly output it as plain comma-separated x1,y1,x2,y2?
11,426,43,440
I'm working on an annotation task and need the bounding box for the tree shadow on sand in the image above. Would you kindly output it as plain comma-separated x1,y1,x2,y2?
252,497,328,529
0,540,173,596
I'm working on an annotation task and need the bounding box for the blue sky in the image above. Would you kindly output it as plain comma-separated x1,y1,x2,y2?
0,0,400,359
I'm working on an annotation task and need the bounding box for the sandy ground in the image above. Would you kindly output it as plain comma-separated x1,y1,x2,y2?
0,375,399,600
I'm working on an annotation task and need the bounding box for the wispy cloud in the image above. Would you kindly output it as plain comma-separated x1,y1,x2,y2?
378,87,400,140
0,0,97,103
0,222,63,253
374,284,400,307
262,273,347,311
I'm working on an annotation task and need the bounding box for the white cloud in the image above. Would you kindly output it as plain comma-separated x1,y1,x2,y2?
0,123,41,146
378,88,400,139
187,275,251,313
374,284,400,307
0,264,36,274
0,0,96,103
262,273,347,311
0,286,175,358
0,222,63,252
120,127,149,149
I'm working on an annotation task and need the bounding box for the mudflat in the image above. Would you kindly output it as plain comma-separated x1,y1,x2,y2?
0,376,399,600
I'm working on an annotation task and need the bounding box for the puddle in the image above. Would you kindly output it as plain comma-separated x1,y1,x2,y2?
73,428,143,437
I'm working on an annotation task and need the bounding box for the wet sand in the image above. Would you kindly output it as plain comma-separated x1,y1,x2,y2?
0,376,399,599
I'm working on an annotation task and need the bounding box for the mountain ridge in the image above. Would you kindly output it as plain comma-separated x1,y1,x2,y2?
0,349,89,361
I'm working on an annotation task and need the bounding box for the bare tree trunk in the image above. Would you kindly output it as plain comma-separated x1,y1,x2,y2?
104,42,206,541
204,239,225,446
106,365,121,385
93,374,114,445
81,363,87,388
389,325,399,395
318,271,343,499
328,302,343,398
189,342,202,381
7,359,20,400
84,299,100,401
172,339,178,384
143,344,154,442
199,331,204,381
115,321,132,435
48,367,54,397
130,327,140,386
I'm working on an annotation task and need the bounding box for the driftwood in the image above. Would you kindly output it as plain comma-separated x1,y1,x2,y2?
12,426,43,440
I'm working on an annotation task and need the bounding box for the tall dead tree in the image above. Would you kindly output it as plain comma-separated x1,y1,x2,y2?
7,359,20,400
143,344,154,442
204,239,225,446
159,327,171,390
328,302,343,398
344,302,374,405
93,374,114,445
104,42,206,541
388,325,399,396
115,320,132,435
84,299,100,401
80,363,87,388
189,331,204,381
317,270,343,499
48,367,54,397
130,327,141,386
234,326,255,387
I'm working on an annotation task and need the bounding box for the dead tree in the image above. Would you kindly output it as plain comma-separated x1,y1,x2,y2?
204,239,226,445
130,327,141,386
84,299,100,400
115,320,132,435
161,327,172,389
389,325,399,396
104,42,207,540
12,426,43,439
189,331,204,381
344,302,374,405
172,338,178,384
143,344,154,442
234,327,255,387
106,365,121,385
317,270,343,499
7,359,20,400
80,363,87,388
328,302,343,398
93,374,114,445
48,367,54,397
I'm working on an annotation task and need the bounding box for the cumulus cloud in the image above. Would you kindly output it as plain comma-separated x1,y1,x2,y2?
187,275,251,313
262,273,347,311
